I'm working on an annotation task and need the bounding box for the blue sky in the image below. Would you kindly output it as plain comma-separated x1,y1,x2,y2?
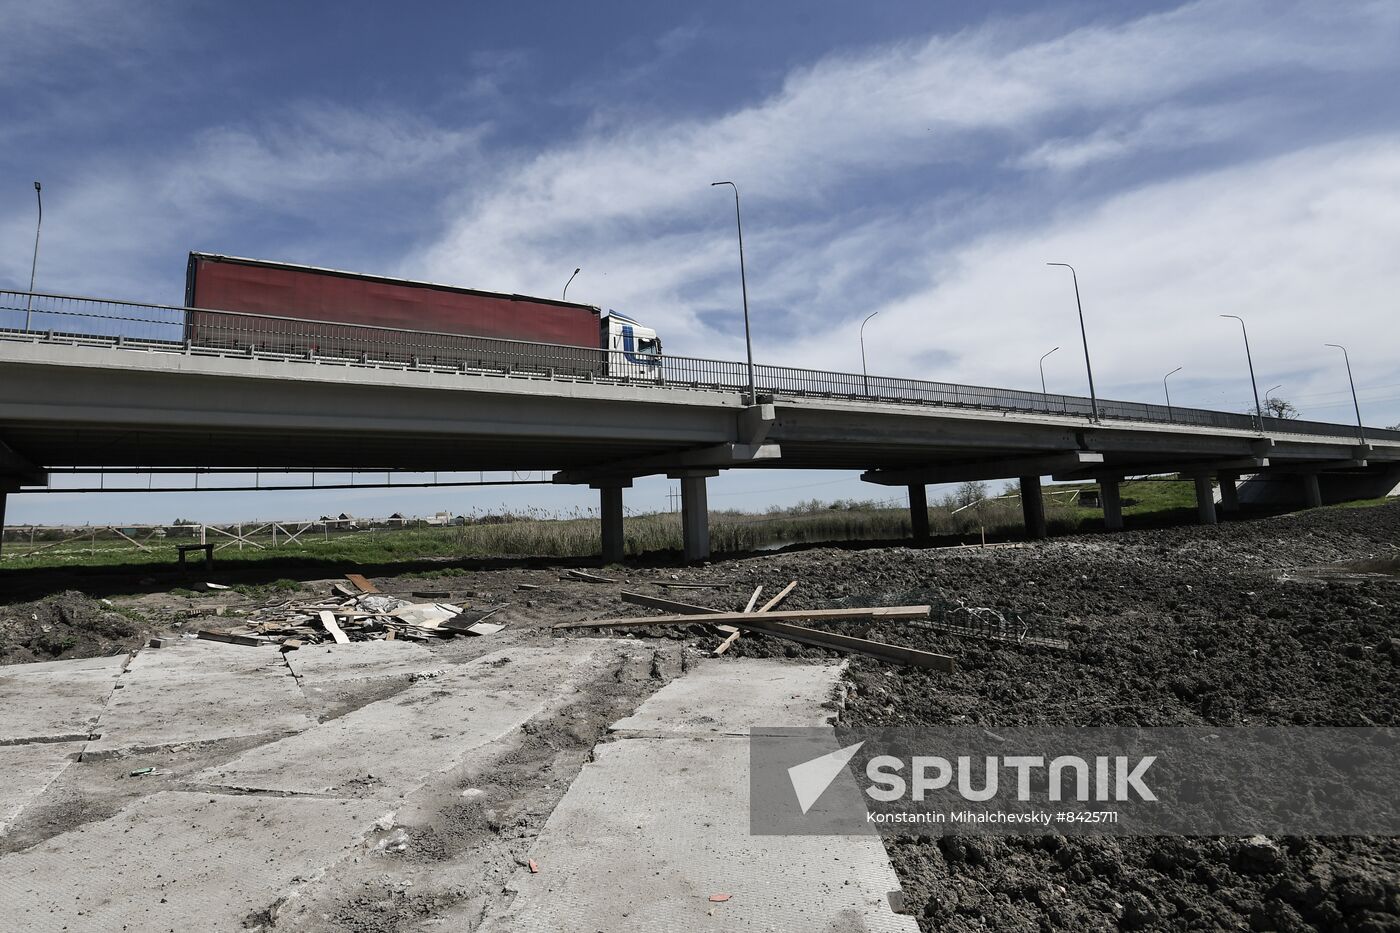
4,0,1399,526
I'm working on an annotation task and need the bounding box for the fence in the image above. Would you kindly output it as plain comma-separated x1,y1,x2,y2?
3,289,1397,444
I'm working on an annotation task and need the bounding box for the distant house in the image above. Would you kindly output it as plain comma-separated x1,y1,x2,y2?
386,512,409,526
425,511,455,526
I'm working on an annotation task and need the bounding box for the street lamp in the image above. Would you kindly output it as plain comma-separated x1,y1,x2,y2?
1263,384,1283,418
562,267,580,301
25,181,42,332
711,181,756,403
1219,314,1263,428
1038,346,1059,395
1324,343,1365,444
859,311,879,395
1163,366,1182,418
1045,263,1098,422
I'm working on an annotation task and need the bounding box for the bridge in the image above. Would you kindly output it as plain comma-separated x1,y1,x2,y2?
2,289,1397,562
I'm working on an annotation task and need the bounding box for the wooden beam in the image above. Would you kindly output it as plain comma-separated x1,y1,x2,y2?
345,573,378,593
735,617,956,672
554,605,930,630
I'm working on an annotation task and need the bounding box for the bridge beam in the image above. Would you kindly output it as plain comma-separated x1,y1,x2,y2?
908,485,929,541
669,470,718,563
0,489,6,559
554,443,779,485
1019,476,1047,540
1100,479,1123,531
1194,475,1218,525
1053,456,1268,483
863,451,1103,486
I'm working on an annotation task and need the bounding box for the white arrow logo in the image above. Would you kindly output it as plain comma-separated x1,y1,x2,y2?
787,740,865,814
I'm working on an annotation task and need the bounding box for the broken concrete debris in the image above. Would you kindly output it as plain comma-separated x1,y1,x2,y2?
195,582,508,648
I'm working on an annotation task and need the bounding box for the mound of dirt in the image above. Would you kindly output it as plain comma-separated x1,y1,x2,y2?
0,590,151,665
708,502,1400,930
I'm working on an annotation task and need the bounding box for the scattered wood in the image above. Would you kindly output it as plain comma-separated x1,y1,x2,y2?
742,586,763,614
332,582,358,598
619,591,719,615
412,590,451,599
197,629,261,647
565,569,616,584
713,584,773,656
655,581,729,589
555,605,931,630
516,583,540,591
319,611,351,645
345,573,379,593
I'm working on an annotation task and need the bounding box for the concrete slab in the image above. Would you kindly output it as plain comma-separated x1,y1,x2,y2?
125,637,285,676
0,790,382,931
0,744,77,835
284,639,436,684
609,657,844,736
83,656,316,757
480,736,917,933
0,654,126,744
193,643,613,798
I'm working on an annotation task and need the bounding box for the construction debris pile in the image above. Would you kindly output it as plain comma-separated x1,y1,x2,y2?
197,574,506,649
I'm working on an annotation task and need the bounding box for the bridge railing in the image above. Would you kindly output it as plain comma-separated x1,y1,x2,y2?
2,289,1396,444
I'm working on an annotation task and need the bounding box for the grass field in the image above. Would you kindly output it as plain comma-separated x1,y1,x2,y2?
0,479,1365,573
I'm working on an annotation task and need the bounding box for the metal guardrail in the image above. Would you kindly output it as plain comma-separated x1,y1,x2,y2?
3,289,1397,444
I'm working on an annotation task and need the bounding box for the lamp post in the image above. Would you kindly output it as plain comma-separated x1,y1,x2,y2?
1163,366,1182,419
1219,314,1263,428
1045,263,1098,422
711,181,756,403
25,181,42,332
562,267,580,301
1038,346,1059,395
1263,384,1283,419
859,311,879,395
1324,343,1365,444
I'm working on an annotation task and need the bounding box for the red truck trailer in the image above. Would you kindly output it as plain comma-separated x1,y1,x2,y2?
182,253,662,379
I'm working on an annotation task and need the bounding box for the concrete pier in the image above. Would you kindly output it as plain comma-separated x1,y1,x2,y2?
598,485,626,564
1099,479,1123,531
1218,472,1240,513
677,472,713,562
908,485,929,540
1019,476,1047,539
1194,475,1218,525
1300,473,1323,509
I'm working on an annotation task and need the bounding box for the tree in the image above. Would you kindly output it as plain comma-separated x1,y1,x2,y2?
1263,396,1300,420
953,480,988,508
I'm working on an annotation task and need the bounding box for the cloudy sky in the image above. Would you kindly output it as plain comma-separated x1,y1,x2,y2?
4,0,1398,525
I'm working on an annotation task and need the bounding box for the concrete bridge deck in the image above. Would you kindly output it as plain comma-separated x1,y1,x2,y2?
1,304,1397,561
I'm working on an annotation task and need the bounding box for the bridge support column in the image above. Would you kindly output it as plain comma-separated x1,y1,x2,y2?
1099,479,1123,531
1194,475,1218,525
597,484,626,564
1019,476,1046,540
1218,472,1240,513
908,485,929,541
0,491,6,559
671,470,717,563
1300,473,1322,509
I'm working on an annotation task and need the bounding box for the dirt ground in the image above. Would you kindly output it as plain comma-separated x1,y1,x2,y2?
3,501,1397,931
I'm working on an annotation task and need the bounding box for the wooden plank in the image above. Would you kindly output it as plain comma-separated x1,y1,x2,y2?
345,573,379,593
565,569,616,584
555,605,930,630
332,582,358,598
757,581,797,613
619,591,719,615
197,630,262,647
742,586,763,613
655,581,729,589
319,610,351,644
736,618,956,672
